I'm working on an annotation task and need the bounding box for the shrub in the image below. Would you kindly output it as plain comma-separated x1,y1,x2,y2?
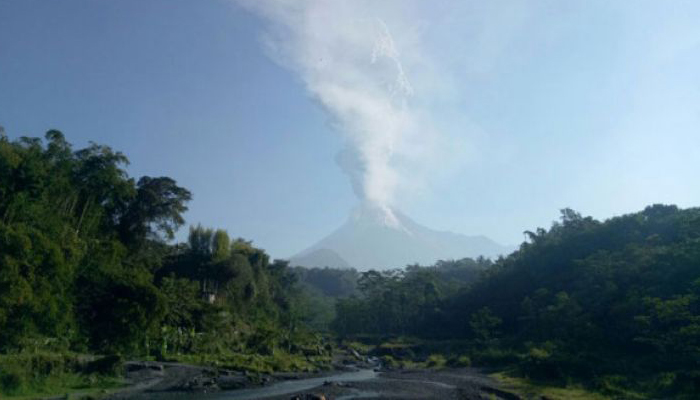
380,355,399,369
471,347,519,367
426,354,446,369
0,366,24,394
448,355,471,368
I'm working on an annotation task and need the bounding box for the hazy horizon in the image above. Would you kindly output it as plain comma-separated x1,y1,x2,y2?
2,0,700,259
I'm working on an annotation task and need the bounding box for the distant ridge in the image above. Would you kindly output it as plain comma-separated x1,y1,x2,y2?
289,248,352,270
291,203,514,271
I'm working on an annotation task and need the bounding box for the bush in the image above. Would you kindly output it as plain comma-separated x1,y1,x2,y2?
426,354,446,369
380,355,399,369
0,366,24,394
448,354,471,368
471,347,519,367
372,341,416,359
0,352,82,395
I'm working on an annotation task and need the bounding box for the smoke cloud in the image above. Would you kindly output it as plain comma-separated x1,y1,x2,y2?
235,1,432,210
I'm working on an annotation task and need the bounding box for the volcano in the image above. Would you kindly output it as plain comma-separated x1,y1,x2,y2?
290,203,514,270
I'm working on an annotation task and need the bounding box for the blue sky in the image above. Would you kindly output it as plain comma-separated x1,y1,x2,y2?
1,0,700,258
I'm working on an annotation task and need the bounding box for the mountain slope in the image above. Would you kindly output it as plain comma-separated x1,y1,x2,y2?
289,248,353,269
292,203,513,270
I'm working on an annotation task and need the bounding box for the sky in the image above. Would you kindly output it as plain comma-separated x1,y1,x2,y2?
1,0,700,259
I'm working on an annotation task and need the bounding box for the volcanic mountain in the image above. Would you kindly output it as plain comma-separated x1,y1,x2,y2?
290,203,514,270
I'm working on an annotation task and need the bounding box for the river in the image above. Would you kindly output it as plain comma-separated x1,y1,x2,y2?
134,368,378,400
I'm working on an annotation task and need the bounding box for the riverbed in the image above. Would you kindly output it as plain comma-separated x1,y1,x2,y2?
109,363,521,400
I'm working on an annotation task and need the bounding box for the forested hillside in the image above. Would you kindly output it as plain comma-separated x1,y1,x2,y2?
0,131,325,396
332,206,700,397
3,130,700,398
331,258,491,336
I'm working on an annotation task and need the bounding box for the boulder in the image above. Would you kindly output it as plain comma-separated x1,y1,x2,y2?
290,394,327,400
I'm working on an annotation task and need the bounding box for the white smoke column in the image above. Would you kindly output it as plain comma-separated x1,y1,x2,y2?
236,0,419,224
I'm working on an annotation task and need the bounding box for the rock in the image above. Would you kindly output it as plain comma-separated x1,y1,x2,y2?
217,375,249,390
179,375,220,392
85,355,124,375
125,361,163,373
323,380,349,387
123,361,165,382
480,386,523,400
351,349,362,359
290,395,326,400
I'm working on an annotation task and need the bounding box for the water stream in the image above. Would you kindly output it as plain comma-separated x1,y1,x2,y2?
212,368,378,400
140,368,378,400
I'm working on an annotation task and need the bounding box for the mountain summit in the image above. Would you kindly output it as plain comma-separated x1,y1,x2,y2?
290,203,514,270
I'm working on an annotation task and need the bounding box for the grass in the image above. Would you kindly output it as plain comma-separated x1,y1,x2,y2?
343,340,373,354
0,352,125,399
491,371,614,400
1,371,123,399
0,338,333,398
171,349,332,374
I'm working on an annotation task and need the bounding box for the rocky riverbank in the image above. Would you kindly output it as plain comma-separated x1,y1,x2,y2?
250,368,526,400
100,360,528,400
103,361,321,399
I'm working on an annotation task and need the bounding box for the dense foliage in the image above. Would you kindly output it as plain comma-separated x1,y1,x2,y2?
332,206,700,397
289,266,360,331
332,258,491,336
0,131,322,395
0,130,190,352
447,206,700,395
4,130,700,398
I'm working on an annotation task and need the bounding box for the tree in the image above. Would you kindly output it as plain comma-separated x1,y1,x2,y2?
119,176,191,246
469,307,502,344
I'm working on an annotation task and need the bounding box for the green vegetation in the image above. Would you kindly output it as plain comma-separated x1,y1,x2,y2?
332,258,490,336
4,129,700,399
331,206,700,398
291,266,359,331
0,351,123,398
0,131,326,397
491,372,612,400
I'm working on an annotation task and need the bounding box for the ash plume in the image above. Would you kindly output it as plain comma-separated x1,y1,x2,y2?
236,1,424,214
